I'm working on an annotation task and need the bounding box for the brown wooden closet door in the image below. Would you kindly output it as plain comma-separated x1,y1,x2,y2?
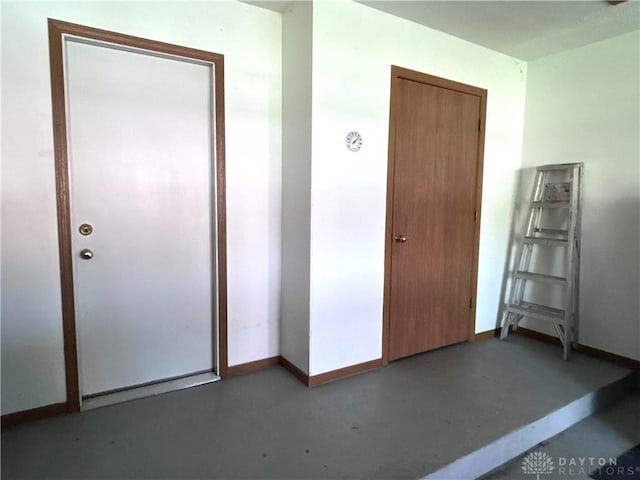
389,78,480,361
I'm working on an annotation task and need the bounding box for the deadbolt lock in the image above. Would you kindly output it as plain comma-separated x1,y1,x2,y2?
79,223,93,236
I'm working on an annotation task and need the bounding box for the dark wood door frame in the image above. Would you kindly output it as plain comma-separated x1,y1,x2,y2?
382,66,487,365
48,18,228,412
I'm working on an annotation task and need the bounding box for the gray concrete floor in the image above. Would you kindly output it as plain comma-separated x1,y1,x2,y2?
483,391,640,480
1,336,632,480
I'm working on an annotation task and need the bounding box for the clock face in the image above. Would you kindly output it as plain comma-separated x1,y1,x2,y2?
346,131,363,152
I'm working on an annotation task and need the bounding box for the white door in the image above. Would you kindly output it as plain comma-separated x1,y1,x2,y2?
65,39,215,397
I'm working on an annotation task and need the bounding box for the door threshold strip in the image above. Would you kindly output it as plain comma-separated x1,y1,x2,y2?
81,371,220,411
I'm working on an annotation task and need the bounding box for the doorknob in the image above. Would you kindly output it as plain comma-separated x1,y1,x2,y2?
394,235,407,243
80,248,94,260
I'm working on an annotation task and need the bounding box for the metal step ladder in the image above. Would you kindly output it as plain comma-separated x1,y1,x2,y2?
500,163,583,360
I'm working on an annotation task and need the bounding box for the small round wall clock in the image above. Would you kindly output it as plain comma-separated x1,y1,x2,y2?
345,131,363,152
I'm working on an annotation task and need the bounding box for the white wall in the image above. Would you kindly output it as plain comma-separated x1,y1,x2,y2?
1,0,282,414
519,31,640,360
280,1,312,373
308,0,528,375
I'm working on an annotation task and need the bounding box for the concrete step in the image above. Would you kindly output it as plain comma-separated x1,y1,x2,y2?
481,390,640,480
425,371,639,480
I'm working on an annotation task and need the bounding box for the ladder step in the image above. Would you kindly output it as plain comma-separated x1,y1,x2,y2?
534,228,568,236
536,163,582,171
515,271,568,285
520,301,565,316
531,201,570,209
507,301,565,322
523,236,568,246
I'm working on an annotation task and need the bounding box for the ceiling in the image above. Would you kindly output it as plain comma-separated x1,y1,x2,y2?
244,0,640,61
